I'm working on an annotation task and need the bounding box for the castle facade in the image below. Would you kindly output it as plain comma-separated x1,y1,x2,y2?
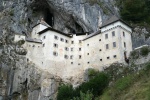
14,16,132,77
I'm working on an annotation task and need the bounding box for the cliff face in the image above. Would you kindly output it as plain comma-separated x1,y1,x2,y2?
0,0,119,99
0,0,149,100
0,0,119,34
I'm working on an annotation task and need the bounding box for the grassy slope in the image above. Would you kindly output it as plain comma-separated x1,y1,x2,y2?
100,65,150,100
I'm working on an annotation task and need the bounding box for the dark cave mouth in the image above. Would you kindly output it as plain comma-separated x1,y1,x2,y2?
44,8,54,27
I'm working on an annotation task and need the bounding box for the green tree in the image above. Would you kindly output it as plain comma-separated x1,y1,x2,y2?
121,0,147,22
57,84,75,100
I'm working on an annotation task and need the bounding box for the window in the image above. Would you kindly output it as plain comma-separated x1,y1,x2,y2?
64,55,68,59
79,48,81,51
71,48,73,51
65,47,69,51
53,43,58,48
43,44,45,47
65,40,68,43
79,40,82,43
70,55,73,59
124,42,126,48
87,53,89,55
87,44,89,46
54,35,58,40
123,32,125,37
71,62,73,64
79,55,82,59
106,44,109,49
32,45,35,47
43,36,46,39
105,34,108,39
27,58,29,62
99,49,102,51
71,41,74,44
107,57,110,59
78,63,80,65
100,59,102,61
113,42,116,47
60,38,64,42
87,62,90,64
114,55,117,58
53,51,58,56
99,39,101,41
112,31,115,36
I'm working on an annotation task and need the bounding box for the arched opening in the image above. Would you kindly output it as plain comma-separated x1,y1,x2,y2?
75,22,84,33
44,8,54,27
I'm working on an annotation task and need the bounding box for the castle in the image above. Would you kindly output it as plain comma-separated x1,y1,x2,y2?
14,16,133,77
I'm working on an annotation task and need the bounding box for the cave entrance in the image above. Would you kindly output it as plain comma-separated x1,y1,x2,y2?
44,8,54,27
75,22,84,33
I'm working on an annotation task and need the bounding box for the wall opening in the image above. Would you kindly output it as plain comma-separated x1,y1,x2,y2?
44,8,54,27
75,22,84,33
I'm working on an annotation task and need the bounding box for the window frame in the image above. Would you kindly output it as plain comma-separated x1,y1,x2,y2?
106,44,109,49
113,42,116,48
107,57,110,59
60,38,64,42
123,32,125,37
53,43,58,48
64,55,68,59
65,39,68,43
71,41,74,44
105,34,108,39
53,51,58,56
79,48,81,51
112,31,115,37
113,55,117,58
65,47,69,51
79,55,82,59
54,35,58,40
124,42,126,48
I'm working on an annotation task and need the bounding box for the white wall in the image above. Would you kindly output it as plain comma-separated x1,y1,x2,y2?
14,34,25,42
26,22,133,77
101,21,132,33
26,42,44,68
31,24,48,39
83,22,132,70
83,27,123,70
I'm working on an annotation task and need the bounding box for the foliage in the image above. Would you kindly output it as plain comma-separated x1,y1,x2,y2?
145,62,150,71
120,0,150,24
57,72,109,100
17,40,25,46
72,91,93,100
88,68,99,79
100,61,150,100
77,72,109,96
140,46,149,56
57,84,75,100
130,50,139,59
114,75,133,92
9,9,14,16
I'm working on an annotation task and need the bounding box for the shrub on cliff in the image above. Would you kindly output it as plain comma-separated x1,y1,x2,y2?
57,72,109,100
120,0,150,24
77,72,109,96
140,46,149,56
57,84,75,100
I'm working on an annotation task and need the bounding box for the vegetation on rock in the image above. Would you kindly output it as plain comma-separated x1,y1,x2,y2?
100,62,150,100
119,0,150,25
57,71,109,100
